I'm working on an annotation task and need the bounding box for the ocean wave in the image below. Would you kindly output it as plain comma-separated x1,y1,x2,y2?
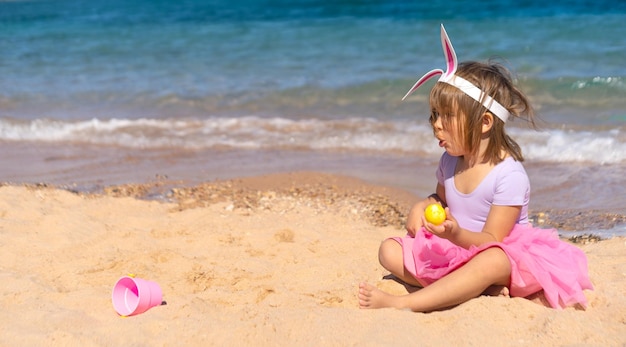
571,76,625,90
1,116,624,164
507,127,625,164
3,74,625,125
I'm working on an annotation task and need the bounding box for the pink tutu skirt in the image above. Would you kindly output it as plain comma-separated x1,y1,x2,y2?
393,224,593,309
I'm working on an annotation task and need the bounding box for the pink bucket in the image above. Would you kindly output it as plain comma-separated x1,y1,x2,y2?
112,276,163,316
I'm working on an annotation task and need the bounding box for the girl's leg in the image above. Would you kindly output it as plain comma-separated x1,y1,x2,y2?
378,239,422,287
359,247,511,312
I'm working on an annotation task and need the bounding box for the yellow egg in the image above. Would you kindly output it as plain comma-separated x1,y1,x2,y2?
424,203,446,225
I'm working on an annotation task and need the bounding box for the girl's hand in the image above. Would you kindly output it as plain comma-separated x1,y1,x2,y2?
422,207,460,240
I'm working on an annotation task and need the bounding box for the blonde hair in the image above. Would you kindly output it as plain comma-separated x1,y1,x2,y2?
429,61,536,164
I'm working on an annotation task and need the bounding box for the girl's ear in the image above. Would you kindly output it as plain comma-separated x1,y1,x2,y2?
482,112,494,134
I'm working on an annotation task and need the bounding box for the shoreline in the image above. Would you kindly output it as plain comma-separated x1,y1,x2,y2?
2,141,625,214
4,171,625,239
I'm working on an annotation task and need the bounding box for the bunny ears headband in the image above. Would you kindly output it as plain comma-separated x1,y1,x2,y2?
402,24,511,123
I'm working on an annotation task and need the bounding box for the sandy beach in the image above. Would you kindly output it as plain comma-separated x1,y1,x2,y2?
0,172,624,346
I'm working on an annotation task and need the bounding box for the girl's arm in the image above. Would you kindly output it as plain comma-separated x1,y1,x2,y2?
425,204,521,249
405,184,447,237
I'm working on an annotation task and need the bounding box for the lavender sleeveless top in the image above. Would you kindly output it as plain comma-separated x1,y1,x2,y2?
436,152,530,233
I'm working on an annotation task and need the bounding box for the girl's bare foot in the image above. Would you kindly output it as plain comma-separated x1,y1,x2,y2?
358,282,399,309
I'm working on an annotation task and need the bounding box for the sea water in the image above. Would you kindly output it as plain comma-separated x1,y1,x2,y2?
1,0,625,234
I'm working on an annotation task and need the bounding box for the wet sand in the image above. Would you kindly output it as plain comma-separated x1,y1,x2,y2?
2,141,625,215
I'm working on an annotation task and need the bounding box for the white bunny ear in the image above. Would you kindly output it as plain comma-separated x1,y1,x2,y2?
401,24,457,100
401,68,443,100
402,24,511,122
439,24,457,81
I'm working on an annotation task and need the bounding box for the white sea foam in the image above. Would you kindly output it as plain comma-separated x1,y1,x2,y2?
508,128,625,164
1,117,624,164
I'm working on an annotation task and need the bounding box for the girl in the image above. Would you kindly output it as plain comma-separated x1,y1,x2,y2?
358,25,593,312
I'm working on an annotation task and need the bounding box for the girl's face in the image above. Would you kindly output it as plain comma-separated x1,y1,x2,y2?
430,109,467,157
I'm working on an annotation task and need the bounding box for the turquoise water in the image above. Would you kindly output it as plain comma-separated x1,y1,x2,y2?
1,1,625,162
